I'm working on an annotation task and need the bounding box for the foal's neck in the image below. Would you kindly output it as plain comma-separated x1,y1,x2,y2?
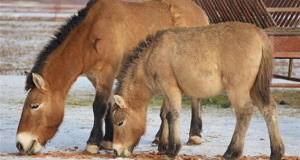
119,61,153,111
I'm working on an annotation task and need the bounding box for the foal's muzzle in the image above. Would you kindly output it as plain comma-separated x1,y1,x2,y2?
113,144,132,157
113,149,118,155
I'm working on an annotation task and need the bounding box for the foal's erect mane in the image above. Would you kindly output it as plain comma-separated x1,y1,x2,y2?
25,0,95,91
115,30,165,95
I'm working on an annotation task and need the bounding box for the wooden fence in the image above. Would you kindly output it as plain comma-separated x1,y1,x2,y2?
194,0,300,87
0,0,86,20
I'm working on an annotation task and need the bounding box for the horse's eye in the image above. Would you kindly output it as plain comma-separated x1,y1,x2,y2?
117,121,124,126
31,104,39,109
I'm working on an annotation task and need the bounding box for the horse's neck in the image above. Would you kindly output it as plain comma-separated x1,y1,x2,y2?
42,41,85,98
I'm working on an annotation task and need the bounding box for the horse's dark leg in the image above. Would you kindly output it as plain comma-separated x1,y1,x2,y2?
84,91,109,154
223,90,254,160
250,90,284,160
84,77,101,154
152,107,163,145
157,100,169,154
187,97,202,145
84,68,115,154
100,98,114,150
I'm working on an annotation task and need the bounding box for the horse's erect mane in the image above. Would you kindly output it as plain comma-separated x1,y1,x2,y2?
115,30,165,95
25,0,95,91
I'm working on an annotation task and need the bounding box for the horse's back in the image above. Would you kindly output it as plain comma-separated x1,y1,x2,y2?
83,0,208,75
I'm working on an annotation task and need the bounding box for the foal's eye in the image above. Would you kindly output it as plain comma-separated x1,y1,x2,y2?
31,104,39,109
117,121,124,126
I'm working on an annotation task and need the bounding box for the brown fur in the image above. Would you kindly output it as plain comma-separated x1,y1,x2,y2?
16,0,208,155
112,22,284,159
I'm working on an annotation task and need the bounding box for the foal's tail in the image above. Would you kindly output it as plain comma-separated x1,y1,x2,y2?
254,36,274,106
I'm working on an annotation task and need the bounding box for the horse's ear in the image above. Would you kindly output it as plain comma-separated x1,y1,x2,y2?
32,73,44,89
113,95,126,109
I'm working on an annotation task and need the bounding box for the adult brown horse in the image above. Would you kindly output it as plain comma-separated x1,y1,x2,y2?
16,0,208,155
112,22,284,160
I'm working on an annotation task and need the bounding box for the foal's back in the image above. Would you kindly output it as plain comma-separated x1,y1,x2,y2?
146,22,271,98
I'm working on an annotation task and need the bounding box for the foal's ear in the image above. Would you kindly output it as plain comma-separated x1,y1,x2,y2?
113,95,126,109
32,73,44,89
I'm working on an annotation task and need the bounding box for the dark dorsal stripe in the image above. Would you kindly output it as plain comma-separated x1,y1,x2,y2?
25,0,95,91
115,30,165,95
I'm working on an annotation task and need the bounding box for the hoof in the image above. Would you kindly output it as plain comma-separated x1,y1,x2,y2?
152,138,159,146
84,144,99,154
270,154,284,160
100,141,113,150
158,142,168,154
270,144,284,160
187,136,201,145
166,143,181,159
161,155,175,160
157,151,166,155
223,150,242,160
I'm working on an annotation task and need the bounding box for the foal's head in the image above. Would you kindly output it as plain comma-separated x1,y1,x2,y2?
112,95,147,157
16,73,64,155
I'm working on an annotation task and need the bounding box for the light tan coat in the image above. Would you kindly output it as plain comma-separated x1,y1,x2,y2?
113,22,284,160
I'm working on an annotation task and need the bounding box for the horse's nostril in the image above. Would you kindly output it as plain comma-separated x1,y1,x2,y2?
16,142,24,152
113,149,118,155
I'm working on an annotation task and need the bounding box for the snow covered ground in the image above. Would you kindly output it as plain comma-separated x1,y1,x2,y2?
0,75,299,159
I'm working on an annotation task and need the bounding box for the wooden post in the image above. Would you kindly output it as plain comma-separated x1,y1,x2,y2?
54,0,61,21
288,59,294,78
54,0,57,21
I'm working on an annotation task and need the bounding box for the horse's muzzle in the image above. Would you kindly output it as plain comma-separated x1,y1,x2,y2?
16,133,42,155
16,139,37,155
16,141,24,152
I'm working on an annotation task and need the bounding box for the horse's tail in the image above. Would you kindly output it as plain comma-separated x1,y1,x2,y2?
254,35,274,106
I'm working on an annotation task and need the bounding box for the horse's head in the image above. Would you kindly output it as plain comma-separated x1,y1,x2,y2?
112,95,146,157
16,73,64,155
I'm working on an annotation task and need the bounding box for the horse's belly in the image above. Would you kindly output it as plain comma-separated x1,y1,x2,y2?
176,67,225,98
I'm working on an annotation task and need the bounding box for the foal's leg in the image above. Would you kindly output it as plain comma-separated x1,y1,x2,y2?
152,106,163,145
84,67,115,154
223,90,254,160
154,97,203,146
187,97,202,145
250,89,284,160
157,100,169,154
163,88,182,158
